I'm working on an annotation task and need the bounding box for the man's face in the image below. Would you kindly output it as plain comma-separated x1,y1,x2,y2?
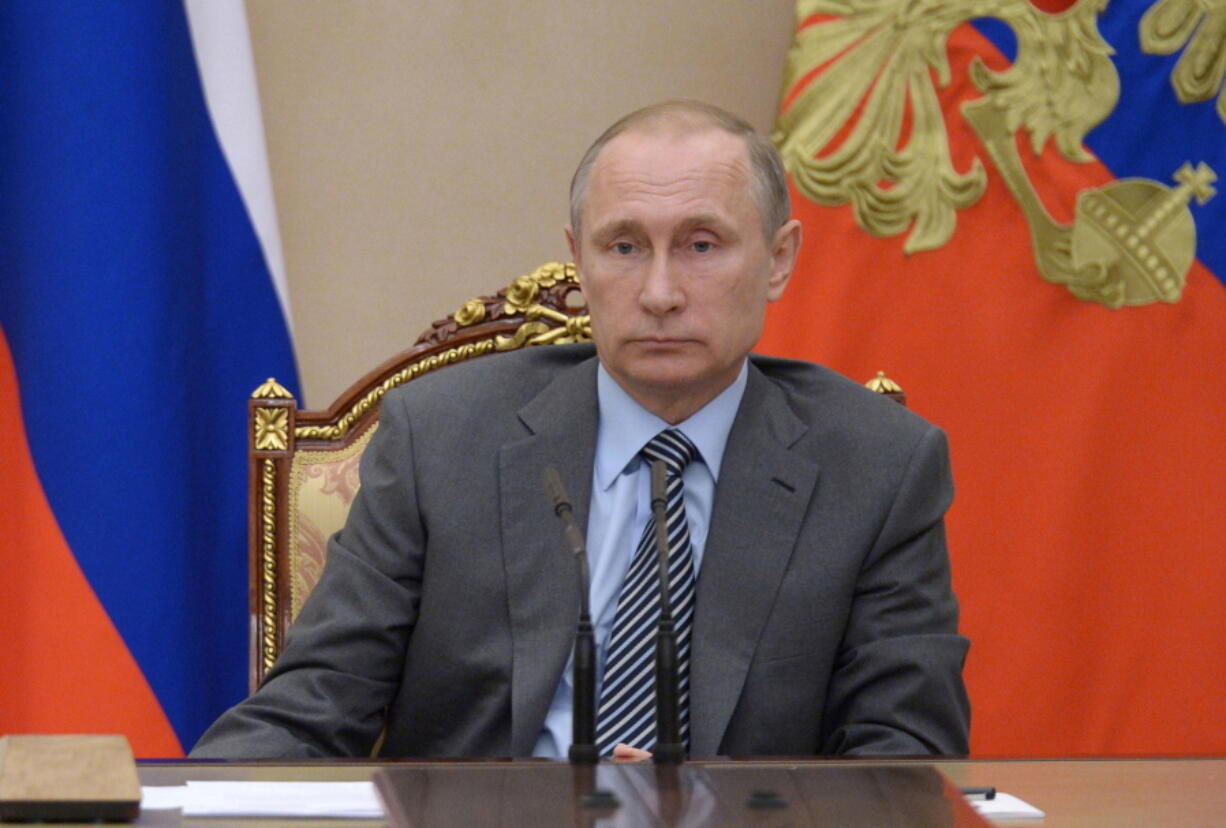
568,127,800,423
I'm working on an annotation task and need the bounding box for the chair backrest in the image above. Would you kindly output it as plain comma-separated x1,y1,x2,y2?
246,262,589,689
245,261,907,689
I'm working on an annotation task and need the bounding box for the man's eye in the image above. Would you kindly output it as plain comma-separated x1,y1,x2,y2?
613,242,635,255
692,240,713,253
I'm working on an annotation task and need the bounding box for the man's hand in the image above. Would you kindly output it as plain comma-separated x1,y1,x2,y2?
611,743,652,762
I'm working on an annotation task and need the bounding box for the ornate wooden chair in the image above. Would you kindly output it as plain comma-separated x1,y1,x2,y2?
245,261,906,689
246,262,589,688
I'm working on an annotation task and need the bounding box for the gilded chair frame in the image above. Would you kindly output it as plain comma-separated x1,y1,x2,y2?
245,262,589,690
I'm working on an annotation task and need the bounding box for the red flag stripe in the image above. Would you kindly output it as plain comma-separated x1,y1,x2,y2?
0,327,182,756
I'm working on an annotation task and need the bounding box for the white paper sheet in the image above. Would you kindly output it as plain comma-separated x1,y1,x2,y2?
140,781,383,818
140,786,188,811
970,791,1046,820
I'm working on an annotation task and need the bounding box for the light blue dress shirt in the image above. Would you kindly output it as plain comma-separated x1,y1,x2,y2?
533,360,748,758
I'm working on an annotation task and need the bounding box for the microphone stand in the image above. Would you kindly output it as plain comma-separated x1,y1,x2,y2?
543,468,598,765
650,460,684,765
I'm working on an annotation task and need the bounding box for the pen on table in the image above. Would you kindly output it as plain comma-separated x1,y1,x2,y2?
960,787,997,800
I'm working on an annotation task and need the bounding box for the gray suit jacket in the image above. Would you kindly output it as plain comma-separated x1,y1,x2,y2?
192,343,969,758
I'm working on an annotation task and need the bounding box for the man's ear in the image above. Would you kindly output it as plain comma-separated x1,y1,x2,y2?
565,224,580,265
766,218,802,302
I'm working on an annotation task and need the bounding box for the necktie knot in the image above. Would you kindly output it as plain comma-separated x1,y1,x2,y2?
641,429,699,478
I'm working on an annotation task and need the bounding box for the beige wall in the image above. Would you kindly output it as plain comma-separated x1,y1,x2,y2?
247,0,797,406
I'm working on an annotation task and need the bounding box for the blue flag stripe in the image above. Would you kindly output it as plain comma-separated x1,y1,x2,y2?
0,2,299,748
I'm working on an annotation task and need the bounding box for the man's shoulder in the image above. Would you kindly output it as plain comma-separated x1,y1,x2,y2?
747,352,936,441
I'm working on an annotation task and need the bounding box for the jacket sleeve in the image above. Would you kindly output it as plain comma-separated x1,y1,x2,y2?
820,425,971,756
190,390,424,759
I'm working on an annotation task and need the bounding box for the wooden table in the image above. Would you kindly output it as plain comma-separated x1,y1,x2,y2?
130,757,1226,826
935,757,1226,827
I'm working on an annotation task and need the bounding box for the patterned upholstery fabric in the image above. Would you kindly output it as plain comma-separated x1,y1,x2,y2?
288,425,376,620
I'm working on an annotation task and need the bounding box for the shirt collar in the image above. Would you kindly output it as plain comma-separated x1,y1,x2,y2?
594,360,748,490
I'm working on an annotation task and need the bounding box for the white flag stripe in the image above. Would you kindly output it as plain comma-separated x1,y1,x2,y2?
183,0,292,330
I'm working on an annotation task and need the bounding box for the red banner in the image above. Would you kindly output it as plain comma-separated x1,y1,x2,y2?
766,3,1226,755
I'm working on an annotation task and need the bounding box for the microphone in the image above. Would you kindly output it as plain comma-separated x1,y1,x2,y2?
650,459,684,765
542,467,598,765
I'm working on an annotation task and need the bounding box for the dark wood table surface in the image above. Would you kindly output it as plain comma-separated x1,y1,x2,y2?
126,756,1226,827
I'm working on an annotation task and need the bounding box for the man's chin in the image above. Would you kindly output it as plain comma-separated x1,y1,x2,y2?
617,362,716,398
619,361,702,393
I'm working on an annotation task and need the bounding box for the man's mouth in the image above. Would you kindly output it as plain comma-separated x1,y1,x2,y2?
633,336,691,346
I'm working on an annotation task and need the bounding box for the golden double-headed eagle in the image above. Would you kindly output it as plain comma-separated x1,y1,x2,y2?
774,0,1224,308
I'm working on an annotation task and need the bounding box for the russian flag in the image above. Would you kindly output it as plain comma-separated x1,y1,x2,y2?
0,1,298,756
765,1,1226,755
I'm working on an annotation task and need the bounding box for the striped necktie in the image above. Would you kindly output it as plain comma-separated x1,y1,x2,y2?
595,428,698,756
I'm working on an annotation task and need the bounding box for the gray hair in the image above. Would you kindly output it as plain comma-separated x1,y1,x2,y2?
568,100,791,242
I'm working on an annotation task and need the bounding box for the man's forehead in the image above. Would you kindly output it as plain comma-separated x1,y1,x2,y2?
581,127,755,221
594,124,751,175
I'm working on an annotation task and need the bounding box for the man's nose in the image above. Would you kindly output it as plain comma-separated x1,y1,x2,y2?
639,251,684,315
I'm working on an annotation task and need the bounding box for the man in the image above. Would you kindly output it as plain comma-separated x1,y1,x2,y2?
192,100,969,760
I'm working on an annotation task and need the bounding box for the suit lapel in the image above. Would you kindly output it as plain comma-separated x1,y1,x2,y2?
689,363,820,756
499,355,599,756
